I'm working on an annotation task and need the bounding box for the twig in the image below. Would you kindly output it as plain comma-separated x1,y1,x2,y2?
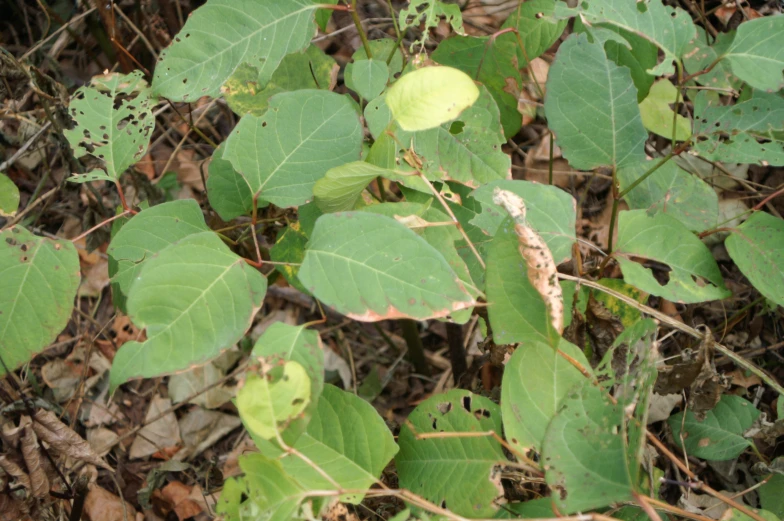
0,121,51,172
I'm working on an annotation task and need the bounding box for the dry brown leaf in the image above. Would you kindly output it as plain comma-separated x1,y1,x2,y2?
0,453,31,490
175,408,242,461
84,484,140,521
129,395,181,460
21,423,48,498
161,481,204,521
0,492,31,521
726,369,762,389
492,188,564,335
32,409,112,470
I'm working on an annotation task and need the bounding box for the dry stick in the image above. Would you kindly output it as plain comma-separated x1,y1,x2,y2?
0,121,51,171
70,210,131,243
5,187,58,228
633,492,664,521
644,496,719,521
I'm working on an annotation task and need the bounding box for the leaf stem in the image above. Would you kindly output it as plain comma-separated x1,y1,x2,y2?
70,209,131,243
399,319,431,376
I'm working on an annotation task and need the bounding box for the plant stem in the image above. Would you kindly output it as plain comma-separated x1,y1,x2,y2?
350,0,372,58
399,319,430,376
446,322,467,384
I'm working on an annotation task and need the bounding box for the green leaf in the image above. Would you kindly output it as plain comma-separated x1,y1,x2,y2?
222,90,362,207
615,210,730,303
351,39,404,78
592,24,659,102
0,227,80,375
724,16,784,92
282,385,398,503
222,45,337,117
110,231,267,389
64,71,155,183
554,0,697,76
470,179,577,263
367,86,510,188
692,91,784,166
545,33,647,170
638,80,691,140
152,0,319,101
270,222,309,293
497,498,557,519
346,59,389,100
617,159,718,232
721,508,780,521
298,212,475,321
432,33,523,137
237,361,311,441
501,0,567,64
0,173,20,216
725,212,784,308
683,29,737,91
669,394,760,461
501,339,591,454
396,390,505,518
399,0,464,50
543,380,634,513
313,161,428,213
386,66,479,132
206,145,258,221
759,473,784,518
107,200,209,311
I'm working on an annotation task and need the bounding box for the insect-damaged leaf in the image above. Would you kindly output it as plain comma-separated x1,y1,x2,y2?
298,212,475,321
396,390,504,518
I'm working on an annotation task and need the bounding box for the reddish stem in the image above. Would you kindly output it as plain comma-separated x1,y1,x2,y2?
71,210,131,243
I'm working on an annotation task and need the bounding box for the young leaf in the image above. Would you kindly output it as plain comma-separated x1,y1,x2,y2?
638,80,691,141
345,58,389,101
0,173,20,216
281,385,398,504
501,0,567,64
64,71,155,183
501,340,591,454
617,159,718,232
152,0,320,101
0,227,80,375
545,33,647,170
470,179,577,263
222,45,337,116
398,0,464,51
692,91,784,166
237,361,311,441
614,210,730,303
669,394,760,460
725,212,784,308
542,380,634,513
206,145,259,222
222,90,362,208
110,231,267,389
396,390,505,518
386,66,479,132
107,200,210,311
554,0,697,76
724,16,784,92
269,222,309,293
298,212,475,321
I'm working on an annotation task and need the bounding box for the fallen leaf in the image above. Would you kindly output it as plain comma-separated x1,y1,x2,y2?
32,410,111,470
83,484,140,521
21,424,48,498
175,408,242,460
168,363,236,410
129,395,181,460
161,481,204,521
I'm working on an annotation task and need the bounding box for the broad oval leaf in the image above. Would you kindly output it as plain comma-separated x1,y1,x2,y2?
298,212,475,321
110,231,267,389
345,58,389,101
152,0,319,100
725,212,784,308
107,199,209,311
64,71,155,183
386,66,479,131
501,0,567,64
724,16,784,92
222,90,363,208
545,33,647,170
0,227,80,375
396,390,505,518
669,394,760,461
615,210,730,303
206,145,259,222
501,340,591,454
0,173,20,216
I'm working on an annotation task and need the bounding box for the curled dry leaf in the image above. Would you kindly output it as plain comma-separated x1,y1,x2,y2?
0,492,31,521
0,453,31,490
83,484,140,521
32,409,112,470
492,187,564,336
21,424,48,499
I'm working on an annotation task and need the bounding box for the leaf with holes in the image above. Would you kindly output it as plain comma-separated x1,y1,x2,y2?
501,339,591,454
206,145,263,222
396,390,504,518
683,28,738,91
0,173,20,217
398,0,464,50
617,159,718,232
109,231,267,389
298,212,475,321
222,90,362,208
725,212,784,308
669,394,760,461
281,385,398,504
107,200,209,312
554,0,697,76
64,71,155,183
723,16,784,92
152,0,320,101
345,59,389,101
692,90,784,166
614,210,730,303
386,66,479,132
545,34,647,170
0,227,80,375
222,45,337,117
